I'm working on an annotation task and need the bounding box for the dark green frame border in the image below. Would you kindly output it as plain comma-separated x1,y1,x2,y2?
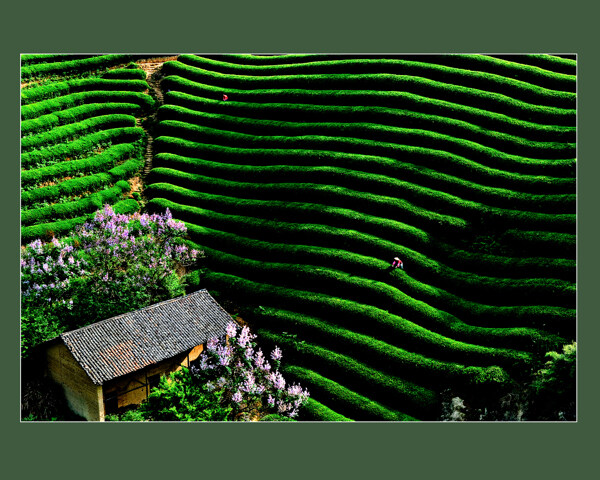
2,0,596,477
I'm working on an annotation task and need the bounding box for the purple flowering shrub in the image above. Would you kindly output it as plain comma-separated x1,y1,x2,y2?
190,322,310,420
21,204,201,356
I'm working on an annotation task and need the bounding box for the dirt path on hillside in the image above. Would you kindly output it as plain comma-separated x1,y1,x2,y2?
137,57,178,177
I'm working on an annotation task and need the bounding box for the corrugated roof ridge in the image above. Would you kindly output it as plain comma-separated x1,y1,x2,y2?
60,289,209,339
58,289,230,385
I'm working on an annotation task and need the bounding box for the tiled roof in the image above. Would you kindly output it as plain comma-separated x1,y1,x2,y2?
60,289,232,385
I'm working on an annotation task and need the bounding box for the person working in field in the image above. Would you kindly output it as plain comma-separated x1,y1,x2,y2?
223,94,229,101
391,257,403,270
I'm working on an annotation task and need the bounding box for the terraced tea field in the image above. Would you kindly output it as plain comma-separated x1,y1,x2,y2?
21,54,576,421
20,54,155,242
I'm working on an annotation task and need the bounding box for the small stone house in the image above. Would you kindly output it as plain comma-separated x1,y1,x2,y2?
44,289,232,421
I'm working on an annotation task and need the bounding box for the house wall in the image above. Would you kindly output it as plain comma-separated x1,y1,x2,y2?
102,343,205,415
46,343,104,422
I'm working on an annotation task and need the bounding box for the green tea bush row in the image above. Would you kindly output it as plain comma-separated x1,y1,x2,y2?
426,54,575,88
200,54,334,65
490,54,576,75
20,213,91,243
21,54,133,80
21,180,131,227
202,54,575,91
159,116,576,182
148,162,574,242
22,158,142,206
21,143,135,186
156,118,575,188
101,68,147,80
22,172,113,205
502,229,576,256
148,196,574,308
153,145,574,216
147,174,574,286
255,327,438,418
192,241,566,350
21,181,130,227
162,63,575,126
208,225,573,337
22,91,155,120
297,397,353,421
147,168,467,236
158,101,574,161
112,198,140,214
21,103,142,137
154,133,574,197
284,364,415,421
21,127,144,168
177,55,575,108
165,251,535,368
254,306,517,389
178,220,574,334
165,87,575,146
21,54,97,66
21,114,137,152
107,157,144,180
158,108,575,177
21,78,148,105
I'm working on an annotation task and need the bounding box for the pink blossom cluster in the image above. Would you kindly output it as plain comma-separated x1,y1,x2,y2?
77,204,200,270
192,321,310,419
21,204,203,317
21,236,87,307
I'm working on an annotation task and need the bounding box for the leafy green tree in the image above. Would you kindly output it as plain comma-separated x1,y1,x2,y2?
132,369,233,421
20,205,200,356
530,342,576,420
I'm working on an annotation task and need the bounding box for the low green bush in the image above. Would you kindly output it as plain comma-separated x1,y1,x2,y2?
162,61,575,126
22,172,113,205
21,181,130,227
490,54,576,75
21,103,142,137
21,78,148,105
147,195,575,308
178,220,574,335
22,91,154,121
101,68,147,80
21,127,144,168
21,54,133,80
112,198,140,214
154,121,574,198
297,397,353,421
254,306,516,388
21,114,136,152
21,156,142,207
177,55,575,109
165,85,575,146
193,268,533,369
107,157,144,180
284,364,414,421
257,328,437,418
21,143,136,186
21,214,92,243
21,54,97,66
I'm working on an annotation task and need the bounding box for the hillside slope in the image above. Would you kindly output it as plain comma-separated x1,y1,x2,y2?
144,54,576,420
20,55,156,242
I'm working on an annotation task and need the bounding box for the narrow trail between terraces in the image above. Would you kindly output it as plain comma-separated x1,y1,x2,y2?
137,57,178,177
